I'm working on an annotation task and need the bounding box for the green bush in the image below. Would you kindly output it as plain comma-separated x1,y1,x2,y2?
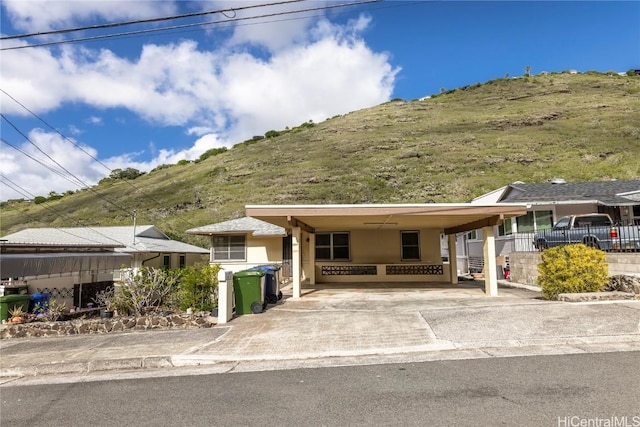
178,263,221,312
537,244,609,300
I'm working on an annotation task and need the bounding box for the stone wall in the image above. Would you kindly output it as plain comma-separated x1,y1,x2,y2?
510,252,640,286
0,313,215,340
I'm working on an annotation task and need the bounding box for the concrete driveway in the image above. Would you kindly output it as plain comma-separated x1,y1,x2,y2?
176,281,640,365
2,281,639,378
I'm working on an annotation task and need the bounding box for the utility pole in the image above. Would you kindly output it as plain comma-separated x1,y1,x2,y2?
132,210,137,245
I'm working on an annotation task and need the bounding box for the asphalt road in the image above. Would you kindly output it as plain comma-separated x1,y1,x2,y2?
2,352,639,427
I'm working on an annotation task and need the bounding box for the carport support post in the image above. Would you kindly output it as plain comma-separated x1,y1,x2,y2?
447,234,458,284
482,225,498,296
308,233,316,285
292,226,301,299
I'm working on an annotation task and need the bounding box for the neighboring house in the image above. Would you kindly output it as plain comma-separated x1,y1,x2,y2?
230,203,527,298
0,225,209,307
186,216,289,276
459,179,640,274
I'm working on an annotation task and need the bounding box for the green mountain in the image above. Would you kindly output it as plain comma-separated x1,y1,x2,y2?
2,71,639,244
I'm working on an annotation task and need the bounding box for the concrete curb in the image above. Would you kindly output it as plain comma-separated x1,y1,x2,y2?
498,280,542,293
3,337,639,379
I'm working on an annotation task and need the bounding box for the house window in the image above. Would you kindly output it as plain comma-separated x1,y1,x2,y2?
401,231,421,261
634,205,640,225
467,230,478,240
498,218,513,237
315,232,350,261
179,254,186,268
163,255,171,269
212,235,246,260
517,210,553,233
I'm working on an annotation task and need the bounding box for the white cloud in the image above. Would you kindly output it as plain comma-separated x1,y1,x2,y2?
187,126,216,136
0,129,106,200
0,4,399,200
2,0,177,32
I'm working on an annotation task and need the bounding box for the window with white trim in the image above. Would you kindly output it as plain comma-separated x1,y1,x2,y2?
212,235,246,260
315,232,350,261
516,210,553,233
498,218,513,237
401,231,421,260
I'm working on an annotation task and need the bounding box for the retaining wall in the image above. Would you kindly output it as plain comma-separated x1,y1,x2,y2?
1,313,215,340
510,252,640,286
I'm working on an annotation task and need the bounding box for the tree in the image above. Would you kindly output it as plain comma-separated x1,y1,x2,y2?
109,168,144,180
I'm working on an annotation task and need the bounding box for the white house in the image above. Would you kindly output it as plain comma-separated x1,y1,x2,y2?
1,225,209,307
457,179,640,275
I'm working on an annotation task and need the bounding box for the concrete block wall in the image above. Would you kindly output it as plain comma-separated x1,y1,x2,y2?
607,253,640,276
509,252,542,286
510,252,640,286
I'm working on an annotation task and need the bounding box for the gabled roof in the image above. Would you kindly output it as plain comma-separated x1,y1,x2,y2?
1,225,209,254
186,217,286,237
497,179,640,206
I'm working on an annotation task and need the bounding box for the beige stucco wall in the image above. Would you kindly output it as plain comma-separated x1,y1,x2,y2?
311,228,447,283
348,229,443,264
215,235,283,274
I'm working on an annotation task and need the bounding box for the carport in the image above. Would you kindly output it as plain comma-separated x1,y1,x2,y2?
246,203,527,298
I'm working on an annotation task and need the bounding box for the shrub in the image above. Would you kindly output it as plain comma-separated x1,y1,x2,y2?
116,267,181,315
537,244,609,300
178,263,220,312
198,147,227,162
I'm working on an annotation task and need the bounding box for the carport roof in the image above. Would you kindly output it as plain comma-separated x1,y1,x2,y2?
245,203,528,234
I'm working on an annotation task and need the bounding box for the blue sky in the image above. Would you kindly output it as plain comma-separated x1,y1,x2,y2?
1,1,639,201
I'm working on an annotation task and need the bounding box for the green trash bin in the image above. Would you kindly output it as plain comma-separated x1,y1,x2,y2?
0,294,32,323
233,270,266,314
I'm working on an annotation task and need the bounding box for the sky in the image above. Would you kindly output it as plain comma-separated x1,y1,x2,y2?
1,0,639,201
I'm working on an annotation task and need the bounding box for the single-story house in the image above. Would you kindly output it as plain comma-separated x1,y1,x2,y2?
192,203,528,298
186,216,289,276
458,179,640,274
1,225,209,307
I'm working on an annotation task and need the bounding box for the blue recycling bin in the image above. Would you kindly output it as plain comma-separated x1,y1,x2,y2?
29,292,52,313
249,265,282,304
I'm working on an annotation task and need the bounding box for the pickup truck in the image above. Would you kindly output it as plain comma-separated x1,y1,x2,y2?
533,213,640,251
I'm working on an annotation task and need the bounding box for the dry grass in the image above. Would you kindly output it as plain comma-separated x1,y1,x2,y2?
2,72,639,242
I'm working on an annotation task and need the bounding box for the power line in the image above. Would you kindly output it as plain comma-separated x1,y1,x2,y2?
0,117,134,216
1,88,115,175
0,174,141,250
0,0,381,51
1,114,103,191
0,0,305,40
0,89,202,230
1,138,86,187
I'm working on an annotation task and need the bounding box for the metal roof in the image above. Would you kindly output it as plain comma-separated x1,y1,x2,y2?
1,252,133,279
186,217,286,237
1,225,209,254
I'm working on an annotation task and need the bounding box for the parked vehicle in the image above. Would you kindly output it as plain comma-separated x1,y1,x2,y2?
533,214,640,251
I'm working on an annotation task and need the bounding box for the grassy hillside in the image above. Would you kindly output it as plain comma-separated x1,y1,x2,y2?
2,71,639,244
